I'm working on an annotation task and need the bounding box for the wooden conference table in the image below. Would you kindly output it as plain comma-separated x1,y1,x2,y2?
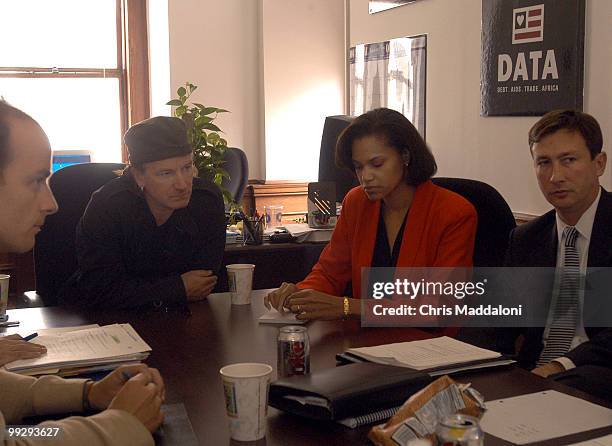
4,291,612,445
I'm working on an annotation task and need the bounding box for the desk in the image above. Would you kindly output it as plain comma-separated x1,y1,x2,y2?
4,291,612,445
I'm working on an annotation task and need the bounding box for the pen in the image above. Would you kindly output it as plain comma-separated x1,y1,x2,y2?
23,332,38,342
0,321,20,328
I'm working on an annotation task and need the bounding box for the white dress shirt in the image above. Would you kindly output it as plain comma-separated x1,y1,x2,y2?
544,188,601,370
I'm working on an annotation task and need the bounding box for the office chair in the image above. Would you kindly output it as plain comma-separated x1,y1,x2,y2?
221,147,249,204
32,163,125,306
431,177,516,267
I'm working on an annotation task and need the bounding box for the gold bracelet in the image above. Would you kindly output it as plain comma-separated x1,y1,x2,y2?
343,297,350,320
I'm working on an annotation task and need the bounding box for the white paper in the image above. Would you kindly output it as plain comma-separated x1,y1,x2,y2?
481,391,612,445
14,324,100,337
283,395,330,409
6,323,151,372
569,434,612,446
258,309,306,325
348,336,500,370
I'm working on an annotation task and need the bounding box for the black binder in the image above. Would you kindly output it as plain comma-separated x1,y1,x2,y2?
268,362,432,421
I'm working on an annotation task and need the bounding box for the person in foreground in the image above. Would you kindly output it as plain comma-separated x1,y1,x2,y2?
0,100,164,445
265,108,477,320
59,116,226,309
501,109,612,400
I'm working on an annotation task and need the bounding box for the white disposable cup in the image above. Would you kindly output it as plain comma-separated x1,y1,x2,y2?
0,274,9,322
226,264,255,305
220,362,273,441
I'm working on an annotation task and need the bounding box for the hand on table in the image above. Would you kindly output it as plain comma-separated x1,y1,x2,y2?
88,364,165,411
181,270,217,301
263,282,299,314
104,365,165,433
0,334,47,366
286,289,358,321
532,361,565,378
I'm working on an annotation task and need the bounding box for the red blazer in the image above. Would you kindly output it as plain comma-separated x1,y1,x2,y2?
297,180,477,299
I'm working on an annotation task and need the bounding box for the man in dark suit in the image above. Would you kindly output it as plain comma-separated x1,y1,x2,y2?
502,110,611,400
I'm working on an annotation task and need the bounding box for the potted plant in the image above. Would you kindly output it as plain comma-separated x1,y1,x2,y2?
166,82,235,205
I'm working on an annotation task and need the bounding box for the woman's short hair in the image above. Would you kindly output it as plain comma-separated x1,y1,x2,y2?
529,109,603,159
335,108,437,186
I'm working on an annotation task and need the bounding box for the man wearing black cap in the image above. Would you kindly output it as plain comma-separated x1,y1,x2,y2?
59,116,226,309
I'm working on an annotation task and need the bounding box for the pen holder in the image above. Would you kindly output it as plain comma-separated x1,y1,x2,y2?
242,217,264,245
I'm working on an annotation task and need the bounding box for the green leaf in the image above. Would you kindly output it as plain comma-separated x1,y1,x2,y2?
193,103,205,109
166,99,182,106
222,189,234,205
194,116,213,127
203,123,221,132
201,107,220,115
188,83,196,93
176,105,187,117
177,86,186,97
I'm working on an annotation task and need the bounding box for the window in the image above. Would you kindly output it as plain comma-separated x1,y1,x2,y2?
0,0,149,163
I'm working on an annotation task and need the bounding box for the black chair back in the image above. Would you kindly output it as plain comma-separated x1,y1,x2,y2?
432,177,516,267
221,147,249,203
34,163,125,305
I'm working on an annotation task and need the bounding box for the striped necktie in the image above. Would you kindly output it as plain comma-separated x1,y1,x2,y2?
537,226,581,366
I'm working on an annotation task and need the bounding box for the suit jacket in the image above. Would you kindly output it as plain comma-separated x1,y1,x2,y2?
502,188,612,369
297,180,477,299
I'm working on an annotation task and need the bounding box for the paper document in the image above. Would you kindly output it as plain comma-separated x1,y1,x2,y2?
481,390,612,445
14,324,100,337
258,309,306,325
281,223,333,243
570,434,612,446
283,395,330,409
6,324,151,373
347,336,500,370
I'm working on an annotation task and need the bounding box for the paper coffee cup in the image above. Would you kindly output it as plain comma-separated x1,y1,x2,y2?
226,264,255,305
0,274,10,322
220,362,272,441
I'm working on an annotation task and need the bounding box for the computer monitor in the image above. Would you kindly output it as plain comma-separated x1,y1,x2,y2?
51,150,92,173
317,115,359,203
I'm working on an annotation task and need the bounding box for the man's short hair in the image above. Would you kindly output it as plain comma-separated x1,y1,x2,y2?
529,110,603,159
0,100,36,172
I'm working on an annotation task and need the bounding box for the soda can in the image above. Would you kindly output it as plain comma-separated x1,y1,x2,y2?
436,414,484,446
277,326,310,377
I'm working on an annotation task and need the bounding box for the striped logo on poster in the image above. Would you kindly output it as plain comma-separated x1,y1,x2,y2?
512,4,544,44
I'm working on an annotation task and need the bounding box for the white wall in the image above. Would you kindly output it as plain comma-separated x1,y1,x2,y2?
167,0,263,179
262,0,346,181
148,0,171,118
350,0,612,215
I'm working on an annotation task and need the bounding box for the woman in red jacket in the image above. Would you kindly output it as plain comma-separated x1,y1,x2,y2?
264,108,477,321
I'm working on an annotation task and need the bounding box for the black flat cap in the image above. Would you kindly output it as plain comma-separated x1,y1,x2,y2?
124,116,192,165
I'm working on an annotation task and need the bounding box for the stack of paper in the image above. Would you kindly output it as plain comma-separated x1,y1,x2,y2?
481,391,612,444
282,223,333,243
346,336,502,370
258,308,306,325
6,324,151,376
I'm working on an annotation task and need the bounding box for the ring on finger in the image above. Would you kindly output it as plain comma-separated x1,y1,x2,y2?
296,304,301,312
